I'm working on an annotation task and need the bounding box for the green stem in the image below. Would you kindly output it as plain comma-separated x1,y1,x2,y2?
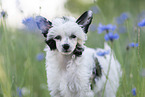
126,20,131,42
102,42,113,97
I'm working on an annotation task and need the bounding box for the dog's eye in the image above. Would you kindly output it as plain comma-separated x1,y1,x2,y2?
54,35,61,40
70,35,76,39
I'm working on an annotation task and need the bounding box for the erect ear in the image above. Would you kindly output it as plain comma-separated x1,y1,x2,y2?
76,10,93,33
35,16,52,37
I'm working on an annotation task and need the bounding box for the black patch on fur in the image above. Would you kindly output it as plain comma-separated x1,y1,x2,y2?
73,44,84,57
76,11,88,24
45,39,56,50
90,58,102,90
62,16,69,22
95,59,102,78
42,31,48,37
83,17,92,33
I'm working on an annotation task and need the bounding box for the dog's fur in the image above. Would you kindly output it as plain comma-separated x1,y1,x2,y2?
36,11,122,97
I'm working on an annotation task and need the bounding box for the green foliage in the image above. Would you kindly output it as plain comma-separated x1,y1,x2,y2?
0,21,50,97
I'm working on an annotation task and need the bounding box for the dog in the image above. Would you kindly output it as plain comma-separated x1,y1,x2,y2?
35,10,122,97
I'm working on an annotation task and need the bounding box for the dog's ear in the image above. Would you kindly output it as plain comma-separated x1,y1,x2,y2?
35,16,52,37
76,10,93,33
36,16,56,50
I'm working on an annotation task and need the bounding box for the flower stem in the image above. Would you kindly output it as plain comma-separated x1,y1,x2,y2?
102,42,113,97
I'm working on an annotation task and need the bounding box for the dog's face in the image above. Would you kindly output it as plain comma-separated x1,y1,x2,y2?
36,10,93,56
53,31,78,55
48,20,86,55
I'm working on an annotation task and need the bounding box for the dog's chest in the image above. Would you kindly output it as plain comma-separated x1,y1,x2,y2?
46,57,93,96
45,48,95,96
60,66,82,92
56,59,90,91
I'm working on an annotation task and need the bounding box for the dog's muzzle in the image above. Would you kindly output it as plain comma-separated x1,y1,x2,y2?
62,44,70,51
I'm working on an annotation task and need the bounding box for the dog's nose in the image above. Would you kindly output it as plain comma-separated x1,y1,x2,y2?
63,44,70,50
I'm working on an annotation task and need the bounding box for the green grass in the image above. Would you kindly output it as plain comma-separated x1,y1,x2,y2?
0,20,50,97
0,0,145,97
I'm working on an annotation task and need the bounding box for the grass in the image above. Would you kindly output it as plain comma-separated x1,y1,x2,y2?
0,20,50,97
0,0,145,97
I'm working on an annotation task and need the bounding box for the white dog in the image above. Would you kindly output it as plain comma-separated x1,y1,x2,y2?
36,10,122,97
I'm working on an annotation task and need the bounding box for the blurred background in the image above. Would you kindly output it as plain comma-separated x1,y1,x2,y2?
0,0,145,97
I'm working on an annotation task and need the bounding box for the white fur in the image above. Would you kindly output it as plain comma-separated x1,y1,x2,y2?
44,17,122,97
94,43,122,97
47,17,86,55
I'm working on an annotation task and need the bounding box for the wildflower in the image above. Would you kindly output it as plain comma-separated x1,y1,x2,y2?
126,43,138,50
115,12,129,24
128,43,138,48
22,17,39,31
0,11,7,18
17,87,22,97
138,18,145,27
89,24,97,32
104,32,119,42
36,53,44,61
97,23,116,34
120,13,129,21
97,50,109,56
132,88,136,96
90,6,99,14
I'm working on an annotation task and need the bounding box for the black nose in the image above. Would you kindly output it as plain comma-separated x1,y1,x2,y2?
63,44,70,50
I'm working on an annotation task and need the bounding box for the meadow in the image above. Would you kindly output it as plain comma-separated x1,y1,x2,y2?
0,0,145,97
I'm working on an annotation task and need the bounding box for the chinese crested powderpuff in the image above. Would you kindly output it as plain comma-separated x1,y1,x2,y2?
36,10,122,97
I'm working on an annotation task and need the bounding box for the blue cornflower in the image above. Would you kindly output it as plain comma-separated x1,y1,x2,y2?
138,19,145,27
115,12,129,24
126,43,138,50
0,11,7,18
17,87,22,97
132,88,136,96
97,23,116,34
22,17,39,31
36,53,44,61
97,50,109,56
104,32,119,42
120,13,129,21
128,43,138,48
